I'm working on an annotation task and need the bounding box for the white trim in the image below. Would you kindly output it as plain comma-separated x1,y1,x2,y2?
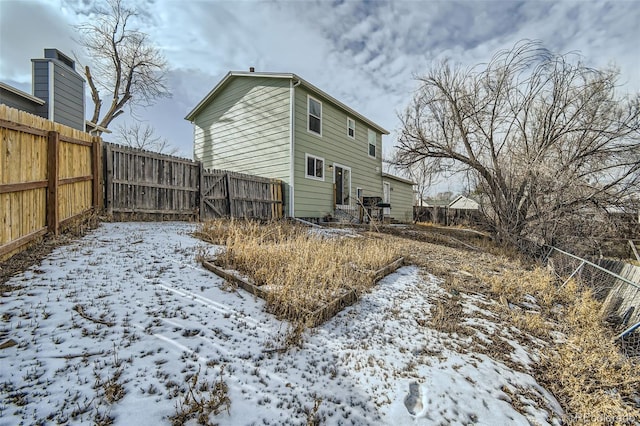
347,117,355,139
48,61,55,120
81,79,85,129
333,162,352,207
31,61,35,96
367,128,376,158
305,153,325,181
356,187,363,201
383,181,391,215
307,94,322,137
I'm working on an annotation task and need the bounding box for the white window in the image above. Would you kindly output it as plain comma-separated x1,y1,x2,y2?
347,117,355,139
305,153,324,181
308,96,322,135
368,129,376,158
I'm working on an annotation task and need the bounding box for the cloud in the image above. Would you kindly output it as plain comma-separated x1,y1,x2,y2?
1,0,638,174
0,1,79,82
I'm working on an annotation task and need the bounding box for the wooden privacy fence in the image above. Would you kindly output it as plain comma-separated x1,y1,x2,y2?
0,105,101,260
104,143,284,220
200,170,283,220
104,143,199,216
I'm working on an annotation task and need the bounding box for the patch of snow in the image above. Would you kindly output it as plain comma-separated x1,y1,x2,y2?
0,222,563,425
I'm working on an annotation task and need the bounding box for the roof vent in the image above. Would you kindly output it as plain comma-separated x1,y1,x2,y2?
249,67,255,72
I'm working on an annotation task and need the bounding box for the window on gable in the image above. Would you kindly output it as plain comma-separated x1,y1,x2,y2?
308,96,322,135
347,118,355,139
305,153,324,180
368,129,376,158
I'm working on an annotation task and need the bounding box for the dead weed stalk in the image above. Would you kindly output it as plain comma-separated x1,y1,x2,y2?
171,366,230,426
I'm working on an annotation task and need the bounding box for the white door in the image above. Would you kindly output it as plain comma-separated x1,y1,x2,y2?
383,182,391,215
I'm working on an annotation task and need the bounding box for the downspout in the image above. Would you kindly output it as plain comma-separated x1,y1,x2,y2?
289,78,301,217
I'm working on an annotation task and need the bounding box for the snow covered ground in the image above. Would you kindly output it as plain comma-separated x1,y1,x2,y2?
0,222,563,425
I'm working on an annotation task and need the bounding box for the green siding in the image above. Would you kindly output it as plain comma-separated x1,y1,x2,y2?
385,178,415,222
193,77,291,184
293,87,383,218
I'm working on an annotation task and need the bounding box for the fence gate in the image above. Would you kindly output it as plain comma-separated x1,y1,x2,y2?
200,171,230,218
200,170,284,220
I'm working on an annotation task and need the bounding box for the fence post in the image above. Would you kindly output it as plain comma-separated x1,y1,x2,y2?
198,162,204,221
280,181,285,218
562,260,585,287
47,131,59,235
92,136,102,211
105,143,113,215
225,173,233,217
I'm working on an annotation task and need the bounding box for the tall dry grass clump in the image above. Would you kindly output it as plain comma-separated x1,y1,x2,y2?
485,267,579,312
540,290,640,424
196,220,401,324
484,266,640,423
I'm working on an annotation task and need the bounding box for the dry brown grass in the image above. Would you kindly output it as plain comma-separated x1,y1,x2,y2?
509,310,552,341
198,220,640,420
196,220,401,328
429,294,473,337
481,266,640,424
484,267,579,313
539,290,640,425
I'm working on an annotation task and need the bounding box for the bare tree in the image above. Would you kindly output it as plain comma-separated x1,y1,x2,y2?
115,122,178,155
75,0,170,132
396,40,640,251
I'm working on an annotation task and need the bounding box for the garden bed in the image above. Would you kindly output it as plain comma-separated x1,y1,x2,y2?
202,256,404,327
195,220,406,327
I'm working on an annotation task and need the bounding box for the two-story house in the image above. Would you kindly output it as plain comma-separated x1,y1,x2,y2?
185,70,414,221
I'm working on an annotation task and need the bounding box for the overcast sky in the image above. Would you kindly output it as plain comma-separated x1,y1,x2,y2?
1,0,639,193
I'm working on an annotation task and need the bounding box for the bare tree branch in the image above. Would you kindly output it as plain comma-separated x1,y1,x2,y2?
74,0,170,132
114,122,178,155
396,40,640,252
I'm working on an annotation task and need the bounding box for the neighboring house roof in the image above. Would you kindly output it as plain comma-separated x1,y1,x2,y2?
185,71,389,135
0,82,45,105
420,199,451,207
449,195,480,210
382,172,415,185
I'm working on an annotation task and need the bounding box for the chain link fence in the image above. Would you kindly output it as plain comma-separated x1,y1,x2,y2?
542,246,640,358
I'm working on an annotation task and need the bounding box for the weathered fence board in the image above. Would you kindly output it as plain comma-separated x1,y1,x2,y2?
104,143,200,216
546,246,640,328
598,260,640,327
0,105,100,260
103,144,284,220
200,170,283,220
1,104,282,261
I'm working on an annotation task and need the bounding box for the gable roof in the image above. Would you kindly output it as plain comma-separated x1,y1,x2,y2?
421,198,451,207
184,71,389,135
449,195,480,210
